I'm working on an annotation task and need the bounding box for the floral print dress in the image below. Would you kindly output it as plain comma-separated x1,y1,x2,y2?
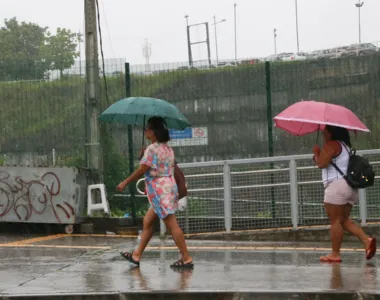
140,142,178,219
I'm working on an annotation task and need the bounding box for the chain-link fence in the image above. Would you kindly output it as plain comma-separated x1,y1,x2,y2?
127,54,380,163
1,54,380,221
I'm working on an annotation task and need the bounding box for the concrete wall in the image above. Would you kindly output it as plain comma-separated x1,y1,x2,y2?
0,167,87,224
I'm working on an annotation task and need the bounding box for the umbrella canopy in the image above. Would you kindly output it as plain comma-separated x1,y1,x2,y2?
273,100,369,136
99,97,190,130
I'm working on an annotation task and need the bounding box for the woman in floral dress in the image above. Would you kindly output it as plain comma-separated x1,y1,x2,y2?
117,116,193,269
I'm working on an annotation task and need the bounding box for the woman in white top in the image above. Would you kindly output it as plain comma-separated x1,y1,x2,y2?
313,125,376,263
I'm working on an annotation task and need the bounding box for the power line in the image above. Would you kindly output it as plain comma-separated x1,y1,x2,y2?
95,0,109,105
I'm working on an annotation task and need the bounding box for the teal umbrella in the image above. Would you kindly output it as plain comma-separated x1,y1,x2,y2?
99,97,190,130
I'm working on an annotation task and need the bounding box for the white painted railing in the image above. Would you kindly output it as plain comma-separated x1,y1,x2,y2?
135,149,380,234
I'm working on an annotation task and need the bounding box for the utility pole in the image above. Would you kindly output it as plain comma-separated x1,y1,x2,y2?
295,0,300,52
213,16,226,64
213,15,219,64
84,0,102,180
186,21,212,67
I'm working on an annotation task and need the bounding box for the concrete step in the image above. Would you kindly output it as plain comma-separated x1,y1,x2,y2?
4,292,380,300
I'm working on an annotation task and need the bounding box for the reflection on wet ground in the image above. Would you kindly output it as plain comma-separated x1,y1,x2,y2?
0,234,378,297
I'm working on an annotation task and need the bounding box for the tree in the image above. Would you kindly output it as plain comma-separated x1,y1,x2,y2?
47,28,80,77
0,18,80,81
0,17,50,81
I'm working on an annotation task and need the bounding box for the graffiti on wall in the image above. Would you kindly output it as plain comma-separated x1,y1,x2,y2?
0,170,76,223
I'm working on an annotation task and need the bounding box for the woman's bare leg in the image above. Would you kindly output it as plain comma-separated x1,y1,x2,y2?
324,203,346,258
342,204,370,249
163,214,192,263
131,208,158,262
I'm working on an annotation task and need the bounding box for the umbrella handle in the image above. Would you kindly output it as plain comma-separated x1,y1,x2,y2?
312,124,321,167
315,124,320,145
141,115,146,147
141,128,144,147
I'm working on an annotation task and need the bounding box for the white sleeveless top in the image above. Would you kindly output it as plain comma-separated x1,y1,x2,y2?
322,142,350,187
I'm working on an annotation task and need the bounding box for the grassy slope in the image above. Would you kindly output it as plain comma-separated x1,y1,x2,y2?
0,57,379,159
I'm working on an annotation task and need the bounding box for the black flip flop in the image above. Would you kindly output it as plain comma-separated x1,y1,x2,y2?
170,259,194,269
120,252,140,266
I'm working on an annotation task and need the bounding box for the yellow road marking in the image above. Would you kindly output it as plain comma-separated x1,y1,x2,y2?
0,241,365,252
3,234,137,247
68,234,138,238
4,234,66,246
145,245,365,252
0,244,110,250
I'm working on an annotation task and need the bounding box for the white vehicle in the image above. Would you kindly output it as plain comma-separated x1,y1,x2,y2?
306,50,327,60
265,54,281,62
217,61,237,68
281,52,307,61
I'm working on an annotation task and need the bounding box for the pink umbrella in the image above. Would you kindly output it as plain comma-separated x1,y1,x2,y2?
274,100,369,136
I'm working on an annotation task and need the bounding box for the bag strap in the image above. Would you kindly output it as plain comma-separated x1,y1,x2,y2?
331,161,345,176
330,142,351,177
341,142,354,156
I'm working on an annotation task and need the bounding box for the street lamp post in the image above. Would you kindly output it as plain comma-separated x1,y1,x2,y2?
274,28,277,55
234,3,237,63
213,15,226,64
355,1,364,44
295,0,300,52
185,15,193,66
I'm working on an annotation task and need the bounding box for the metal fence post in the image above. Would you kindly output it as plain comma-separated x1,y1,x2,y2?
289,159,299,230
125,62,137,225
185,205,190,234
265,61,276,222
223,161,232,233
359,189,367,226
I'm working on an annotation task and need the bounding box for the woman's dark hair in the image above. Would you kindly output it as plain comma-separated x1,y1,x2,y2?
325,125,352,147
147,116,170,143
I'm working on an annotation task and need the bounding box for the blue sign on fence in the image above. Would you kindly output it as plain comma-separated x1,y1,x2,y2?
168,127,208,147
169,128,192,139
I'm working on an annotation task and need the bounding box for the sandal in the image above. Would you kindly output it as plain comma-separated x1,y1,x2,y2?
120,252,140,266
170,259,194,269
320,255,342,263
366,237,377,260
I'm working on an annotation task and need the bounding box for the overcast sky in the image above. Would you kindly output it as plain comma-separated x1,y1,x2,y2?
1,0,380,65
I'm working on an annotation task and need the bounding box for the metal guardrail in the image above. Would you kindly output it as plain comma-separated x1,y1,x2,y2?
134,149,380,234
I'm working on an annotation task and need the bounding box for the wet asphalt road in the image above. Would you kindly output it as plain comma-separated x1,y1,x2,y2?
0,234,379,297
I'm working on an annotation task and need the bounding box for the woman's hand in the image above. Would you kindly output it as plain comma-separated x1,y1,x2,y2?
116,165,150,193
312,144,320,154
116,180,127,192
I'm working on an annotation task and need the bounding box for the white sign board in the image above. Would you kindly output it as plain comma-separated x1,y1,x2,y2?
168,127,208,147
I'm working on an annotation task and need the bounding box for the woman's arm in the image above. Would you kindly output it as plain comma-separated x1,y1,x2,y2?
117,146,154,192
116,164,150,192
138,147,146,160
313,141,341,169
